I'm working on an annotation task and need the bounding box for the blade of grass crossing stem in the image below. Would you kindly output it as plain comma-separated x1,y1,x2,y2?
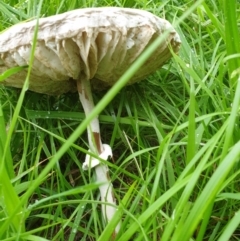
98,181,137,241
177,141,240,241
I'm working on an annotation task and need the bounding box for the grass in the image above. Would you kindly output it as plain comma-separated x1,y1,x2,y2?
0,0,240,240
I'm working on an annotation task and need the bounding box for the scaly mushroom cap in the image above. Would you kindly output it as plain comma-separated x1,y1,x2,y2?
0,7,181,95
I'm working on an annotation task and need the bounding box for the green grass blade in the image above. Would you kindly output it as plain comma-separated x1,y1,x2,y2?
178,141,240,241
0,66,28,81
223,0,240,88
218,209,240,241
0,102,14,178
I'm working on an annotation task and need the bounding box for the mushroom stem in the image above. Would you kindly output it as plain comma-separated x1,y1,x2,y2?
77,79,120,238
77,78,103,154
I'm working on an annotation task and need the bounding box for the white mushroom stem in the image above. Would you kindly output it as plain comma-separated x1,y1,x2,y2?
77,79,120,238
77,78,103,154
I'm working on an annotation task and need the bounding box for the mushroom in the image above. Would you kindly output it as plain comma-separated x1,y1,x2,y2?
0,7,181,238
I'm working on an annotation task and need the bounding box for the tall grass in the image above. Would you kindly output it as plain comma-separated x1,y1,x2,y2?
0,0,240,240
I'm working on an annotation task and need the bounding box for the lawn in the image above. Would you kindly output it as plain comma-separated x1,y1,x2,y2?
0,0,240,240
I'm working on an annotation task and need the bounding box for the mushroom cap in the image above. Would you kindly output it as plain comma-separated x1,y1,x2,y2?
0,7,181,95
